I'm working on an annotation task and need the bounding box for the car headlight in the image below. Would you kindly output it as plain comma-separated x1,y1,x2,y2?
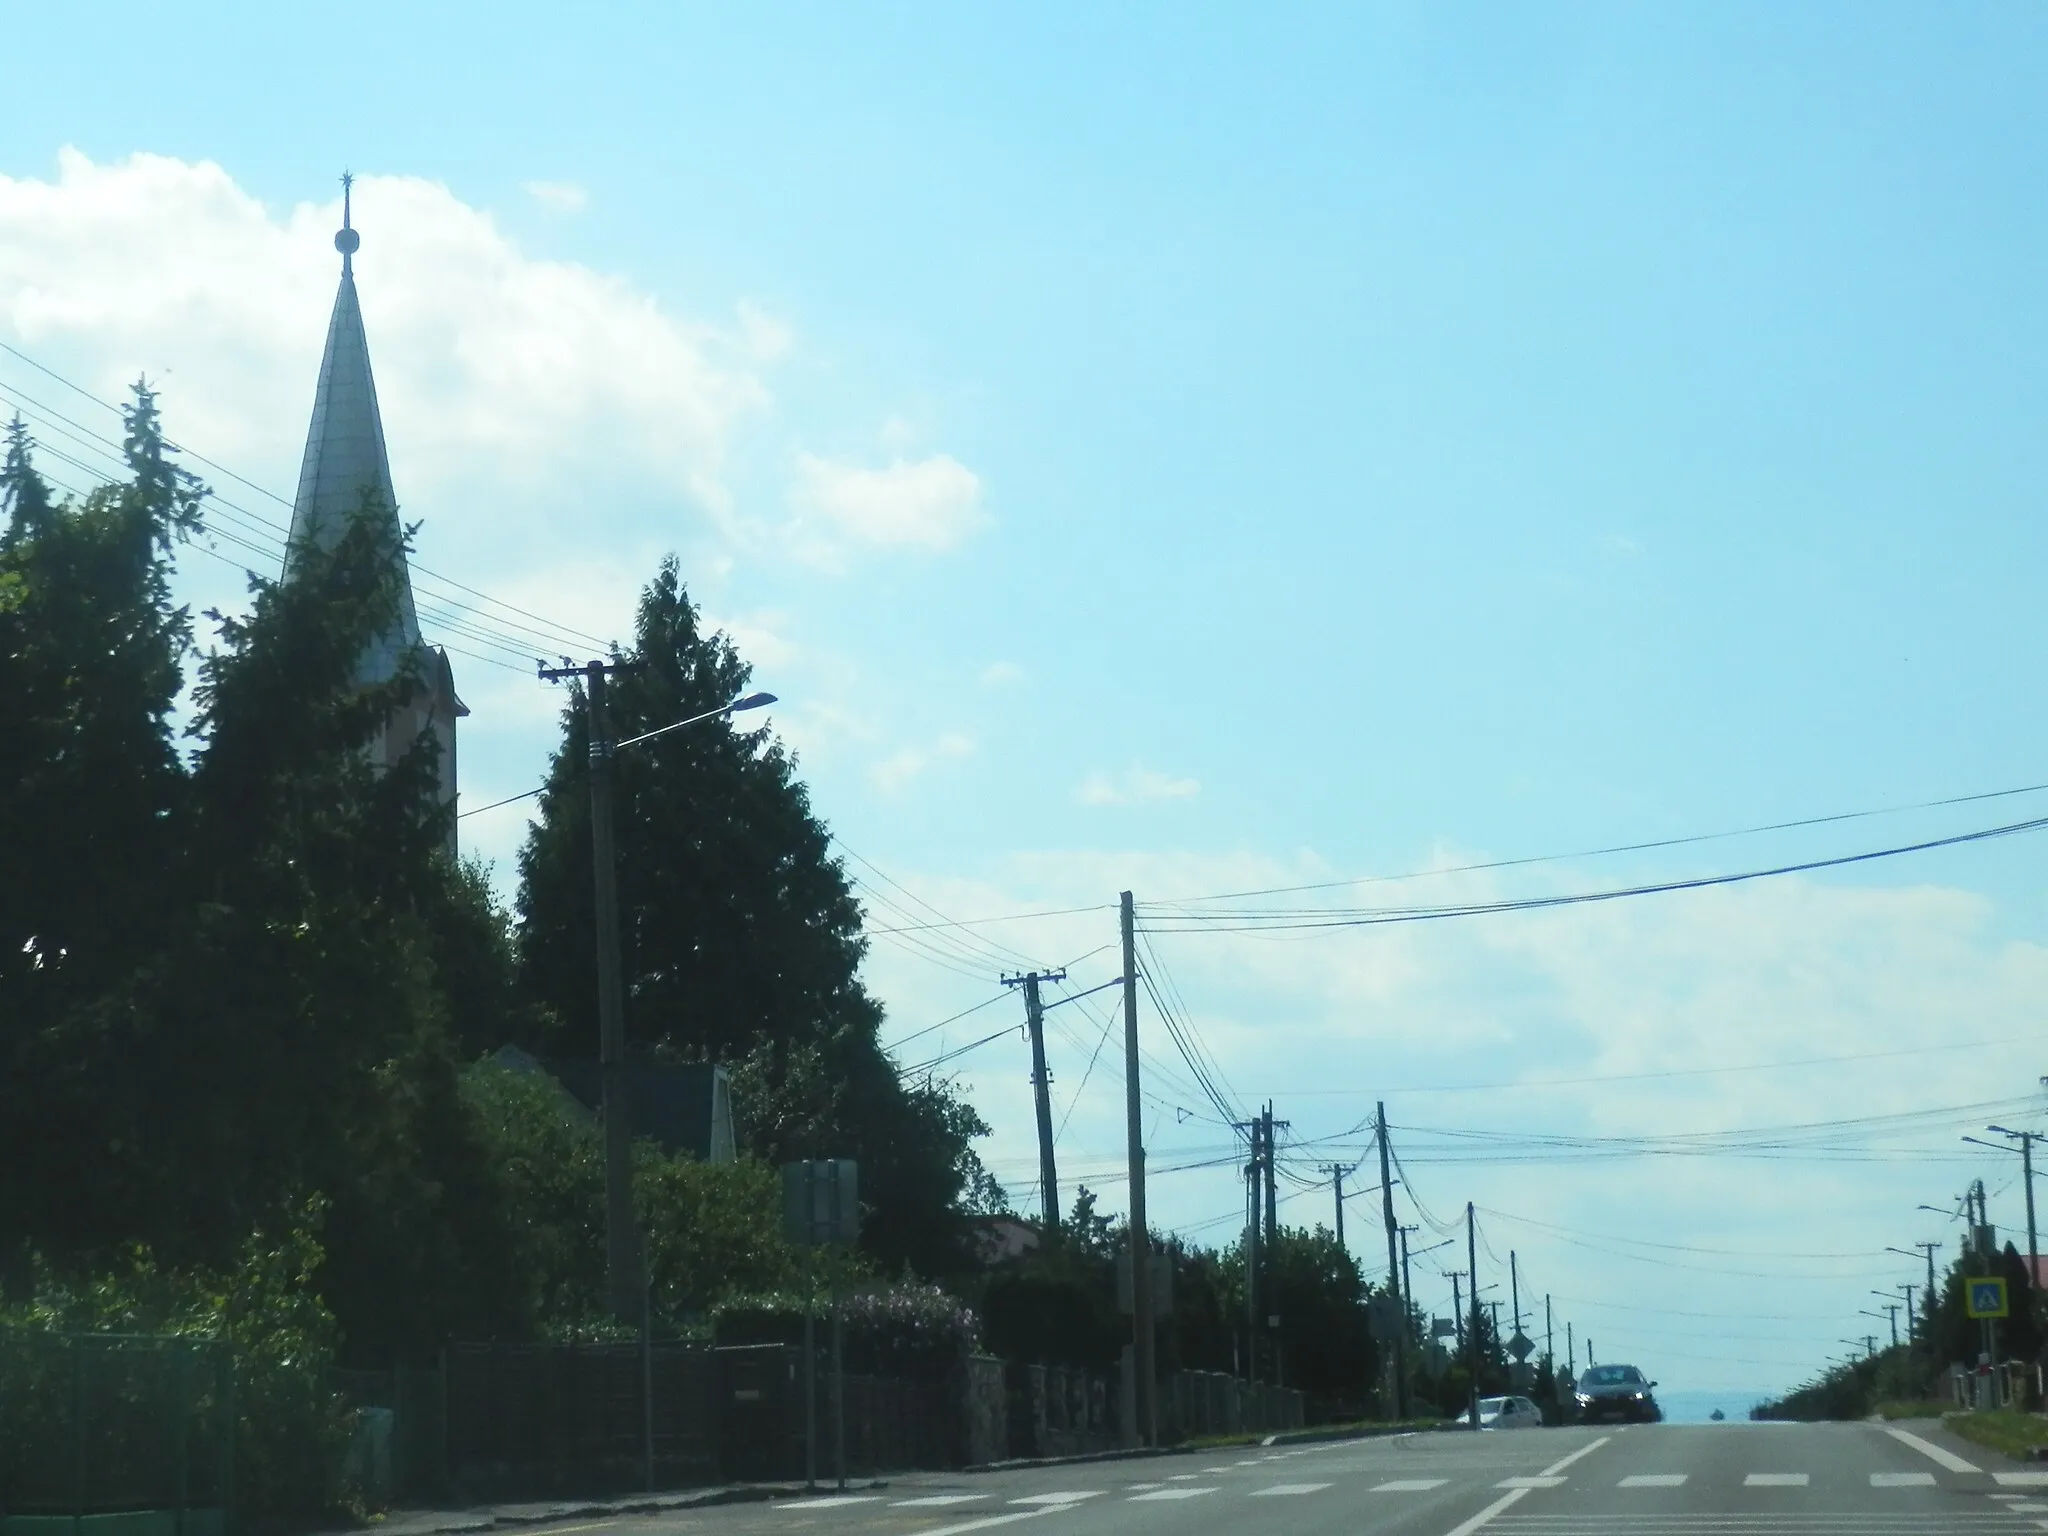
1632,1391,1646,1400
1576,1393,1592,1404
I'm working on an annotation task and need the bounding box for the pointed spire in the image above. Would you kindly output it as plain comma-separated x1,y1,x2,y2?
286,176,421,682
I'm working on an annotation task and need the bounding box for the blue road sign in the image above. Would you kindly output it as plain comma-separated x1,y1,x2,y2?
1966,1277,2010,1319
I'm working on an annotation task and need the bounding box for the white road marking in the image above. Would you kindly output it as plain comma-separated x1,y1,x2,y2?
1618,1474,1687,1488
1886,1425,1982,1473
1009,1492,1102,1505
1249,1483,1331,1496
1201,1465,1234,1472
1495,1476,1565,1489
1166,1473,1200,1480
1128,1488,1217,1501
1124,1483,1165,1491
1438,1486,1529,1536
1872,1472,1936,1487
1540,1435,1613,1477
893,1495,989,1508
2001,1474,2048,1487
1372,1478,1449,1491
1744,1473,1809,1487
774,1496,879,1509
915,1512,1061,1536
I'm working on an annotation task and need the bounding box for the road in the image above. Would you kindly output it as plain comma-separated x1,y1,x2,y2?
537,1419,2048,1536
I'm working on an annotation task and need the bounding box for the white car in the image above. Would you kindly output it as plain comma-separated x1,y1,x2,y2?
1478,1394,1545,1430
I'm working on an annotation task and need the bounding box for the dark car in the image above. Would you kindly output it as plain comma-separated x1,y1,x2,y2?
1575,1363,1661,1423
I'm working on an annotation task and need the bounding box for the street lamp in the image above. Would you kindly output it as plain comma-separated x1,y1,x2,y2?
544,669,781,1322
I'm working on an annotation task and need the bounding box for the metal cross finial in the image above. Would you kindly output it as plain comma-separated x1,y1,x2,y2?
335,170,361,273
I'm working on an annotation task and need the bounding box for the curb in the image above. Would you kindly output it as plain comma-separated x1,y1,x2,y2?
358,1483,850,1536
1258,1425,1423,1448
967,1447,1172,1474
968,1422,1434,1473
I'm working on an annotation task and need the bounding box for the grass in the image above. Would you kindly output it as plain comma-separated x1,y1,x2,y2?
1874,1401,1951,1420
1943,1409,2048,1461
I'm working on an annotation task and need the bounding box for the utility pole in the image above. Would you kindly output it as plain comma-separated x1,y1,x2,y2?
1451,1272,1463,1347
540,658,641,1322
1904,1284,1918,1344
1376,1102,1406,1418
1253,1097,1269,1253
1510,1251,1521,1340
1241,1113,1264,1355
1880,1303,1900,1351
1466,1201,1481,1431
1322,1164,1347,1249
1119,892,1156,1446
1991,1126,2041,1271
1545,1293,1553,1371
1398,1225,1417,1322
1002,969,1067,1229
1566,1321,1574,1376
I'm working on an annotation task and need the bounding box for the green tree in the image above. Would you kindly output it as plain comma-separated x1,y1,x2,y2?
515,558,999,1276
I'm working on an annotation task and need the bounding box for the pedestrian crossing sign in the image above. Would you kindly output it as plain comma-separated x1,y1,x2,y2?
1966,1277,2009,1319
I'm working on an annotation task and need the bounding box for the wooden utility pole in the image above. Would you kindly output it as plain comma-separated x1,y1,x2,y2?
1120,892,1156,1445
1003,969,1067,1228
1263,1103,1278,1250
1377,1103,1407,1418
1322,1164,1347,1249
540,658,640,1321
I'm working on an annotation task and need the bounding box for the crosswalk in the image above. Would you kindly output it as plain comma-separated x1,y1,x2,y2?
771,1467,2048,1513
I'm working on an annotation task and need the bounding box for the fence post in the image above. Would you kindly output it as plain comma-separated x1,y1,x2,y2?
221,1349,237,1536
70,1339,85,1536
175,1344,192,1536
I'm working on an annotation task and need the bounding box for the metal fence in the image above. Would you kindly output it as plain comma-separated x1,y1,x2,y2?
0,1331,233,1536
445,1340,718,1498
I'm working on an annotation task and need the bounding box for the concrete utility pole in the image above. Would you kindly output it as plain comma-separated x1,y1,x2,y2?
1990,1125,2041,1270
1880,1302,1901,1351
1323,1164,1347,1249
1253,1114,1269,1253
1003,969,1067,1229
1510,1251,1521,1339
1466,1202,1481,1431
1399,1225,1418,1323
1242,1114,1264,1349
1120,891,1156,1446
1567,1322,1575,1376
540,659,641,1322
1377,1102,1406,1417
1451,1272,1463,1346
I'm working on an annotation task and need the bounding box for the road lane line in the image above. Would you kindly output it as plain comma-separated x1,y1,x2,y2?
1249,1484,1331,1496
1438,1486,1529,1536
775,1496,879,1509
1495,1476,1564,1488
1539,1435,1612,1477
1999,1474,2048,1486
893,1495,991,1507
1372,1479,1450,1492
1885,1424,1982,1473
915,1510,1063,1536
1009,1493,1102,1505
1872,1472,1936,1487
1128,1488,1217,1501
1617,1474,1686,1487
1745,1473,1809,1487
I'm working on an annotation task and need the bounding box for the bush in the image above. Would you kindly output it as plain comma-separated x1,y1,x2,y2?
0,1204,350,1527
714,1283,982,1379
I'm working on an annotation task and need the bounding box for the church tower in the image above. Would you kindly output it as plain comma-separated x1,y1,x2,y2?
285,175,467,847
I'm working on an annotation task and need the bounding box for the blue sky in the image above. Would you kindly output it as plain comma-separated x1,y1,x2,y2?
6,3,2048,1396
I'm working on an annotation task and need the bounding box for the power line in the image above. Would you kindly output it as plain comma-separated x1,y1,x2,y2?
1134,811,2048,933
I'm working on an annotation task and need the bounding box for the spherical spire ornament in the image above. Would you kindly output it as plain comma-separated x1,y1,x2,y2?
335,226,361,256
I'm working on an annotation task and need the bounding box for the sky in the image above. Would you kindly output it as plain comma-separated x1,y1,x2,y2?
5,2,2048,1400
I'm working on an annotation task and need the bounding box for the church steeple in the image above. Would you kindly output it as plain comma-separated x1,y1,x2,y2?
286,175,466,844
286,172,422,686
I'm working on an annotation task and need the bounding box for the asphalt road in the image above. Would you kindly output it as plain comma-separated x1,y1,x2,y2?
528,1419,2048,1536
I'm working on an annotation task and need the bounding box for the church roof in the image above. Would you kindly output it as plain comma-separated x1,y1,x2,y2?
285,176,422,686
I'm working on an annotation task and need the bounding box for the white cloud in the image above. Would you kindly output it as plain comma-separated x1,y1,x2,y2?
1077,764,1201,806
0,150,772,555
522,180,588,214
870,731,975,793
980,660,1026,687
790,450,986,561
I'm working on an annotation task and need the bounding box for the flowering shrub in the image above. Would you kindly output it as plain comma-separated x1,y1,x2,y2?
714,1283,982,1378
